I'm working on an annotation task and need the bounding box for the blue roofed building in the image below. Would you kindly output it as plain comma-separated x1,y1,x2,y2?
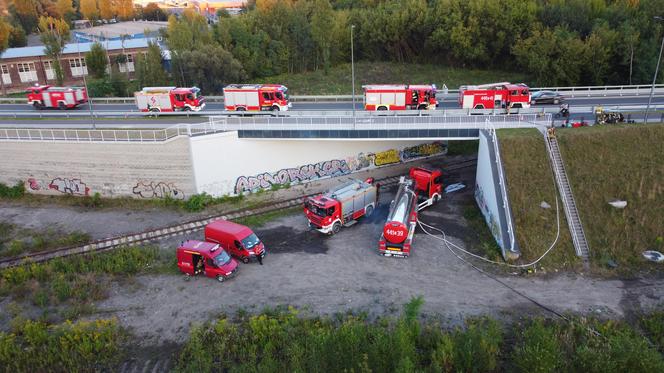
0,38,170,93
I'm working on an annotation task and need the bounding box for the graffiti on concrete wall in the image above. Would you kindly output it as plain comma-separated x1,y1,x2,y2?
235,159,351,194
133,181,185,200
234,142,447,194
48,177,90,196
27,178,41,191
475,184,502,248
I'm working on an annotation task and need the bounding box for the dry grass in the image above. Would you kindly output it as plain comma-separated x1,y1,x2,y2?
556,124,664,275
498,129,579,271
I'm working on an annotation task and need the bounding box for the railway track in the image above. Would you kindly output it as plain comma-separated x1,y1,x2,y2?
0,158,477,269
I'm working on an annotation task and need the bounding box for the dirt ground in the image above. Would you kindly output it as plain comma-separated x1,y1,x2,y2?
1,156,663,356
97,162,663,347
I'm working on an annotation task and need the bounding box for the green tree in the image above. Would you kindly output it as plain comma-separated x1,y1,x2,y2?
177,44,245,93
8,23,27,47
310,0,334,73
134,42,169,87
38,16,70,85
9,0,40,34
143,3,166,21
85,42,108,79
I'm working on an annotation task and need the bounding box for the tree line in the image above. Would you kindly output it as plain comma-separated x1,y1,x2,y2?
166,0,664,91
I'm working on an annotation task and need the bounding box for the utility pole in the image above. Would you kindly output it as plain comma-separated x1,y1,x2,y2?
77,41,96,130
351,24,356,127
645,16,664,124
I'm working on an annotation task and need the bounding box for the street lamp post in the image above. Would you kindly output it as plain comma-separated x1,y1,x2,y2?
76,40,96,130
645,16,664,124
351,25,356,125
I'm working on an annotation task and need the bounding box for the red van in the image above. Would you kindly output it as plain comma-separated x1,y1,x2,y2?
176,240,239,282
204,220,266,264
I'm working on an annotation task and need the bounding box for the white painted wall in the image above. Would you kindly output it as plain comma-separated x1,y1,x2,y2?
475,130,504,248
189,131,447,196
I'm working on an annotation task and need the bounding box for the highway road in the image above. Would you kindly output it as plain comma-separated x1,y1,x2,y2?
0,95,662,128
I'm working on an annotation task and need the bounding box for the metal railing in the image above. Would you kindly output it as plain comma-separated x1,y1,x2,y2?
0,114,550,142
1,84,663,104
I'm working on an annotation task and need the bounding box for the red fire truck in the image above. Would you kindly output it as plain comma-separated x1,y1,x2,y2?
363,84,438,111
304,178,378,235
378,167,443,258
27,85,88,110
134,86,205,112
458,82,531,110
223,84,291,111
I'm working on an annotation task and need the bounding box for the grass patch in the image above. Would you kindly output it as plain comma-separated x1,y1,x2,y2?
0,246,164,318
173,298,664,372
0,318,124,372
462,202,503,261
0,224,91,258
264,61,527,95
233,206,300,228
498,129,578,271
640,310,664,352
556,124,664,275
447,140,479,156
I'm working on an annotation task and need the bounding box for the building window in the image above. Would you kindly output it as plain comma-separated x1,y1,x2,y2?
118,54,135,73
17,62,38,82
0,65,10,85
69,58,88,77
43,61,55,80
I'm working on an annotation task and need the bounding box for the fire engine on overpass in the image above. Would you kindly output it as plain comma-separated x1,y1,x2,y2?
363,84,438,111
379,167,443,258
223,84,291,111
458,82,531,110
27,85,88,110
134,87,205,112
304,178,378,235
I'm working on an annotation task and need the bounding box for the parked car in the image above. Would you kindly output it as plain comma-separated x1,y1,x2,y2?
204,220,267,263
530,90,565,105
176,240,239,282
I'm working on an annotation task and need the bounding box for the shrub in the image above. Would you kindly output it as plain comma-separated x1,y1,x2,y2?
640,311,664,351
512,319,561,373
0,318,124,372
87,78,115,97
452,317,503,373
0,182,25,199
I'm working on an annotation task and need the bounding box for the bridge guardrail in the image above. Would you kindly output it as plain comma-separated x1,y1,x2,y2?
0,114,549,142
1,84,663,104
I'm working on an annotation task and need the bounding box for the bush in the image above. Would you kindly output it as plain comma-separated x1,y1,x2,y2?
512,319,561,373
87,78,115,97
0,182,25,199
640,311,664,351
0,318,124,372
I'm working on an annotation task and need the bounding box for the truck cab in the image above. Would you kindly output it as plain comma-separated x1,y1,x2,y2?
409,167,443,209
176,240,238,282
171,87,205,111
204,220,266,264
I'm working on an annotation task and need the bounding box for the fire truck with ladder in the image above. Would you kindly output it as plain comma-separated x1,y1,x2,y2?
223,84,291,111
458,82,531,110
304,178,378,235
134,86,205,112
363,84,438,111
378,167,443,257
27,85,88,110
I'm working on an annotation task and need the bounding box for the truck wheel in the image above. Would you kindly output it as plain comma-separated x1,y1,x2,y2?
271,105,280,111
433,194,441,204
216,275,225,283
242,257,250,264
377,106,388,111
418,104,428,110
332,222,341,234
365,205,374,217
183,106,191,111
58,102,66,110
33,102,43,110
236,107,246,112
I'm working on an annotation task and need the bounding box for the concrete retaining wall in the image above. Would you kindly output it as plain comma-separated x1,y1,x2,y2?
0,137,195,200
189,132,448,196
